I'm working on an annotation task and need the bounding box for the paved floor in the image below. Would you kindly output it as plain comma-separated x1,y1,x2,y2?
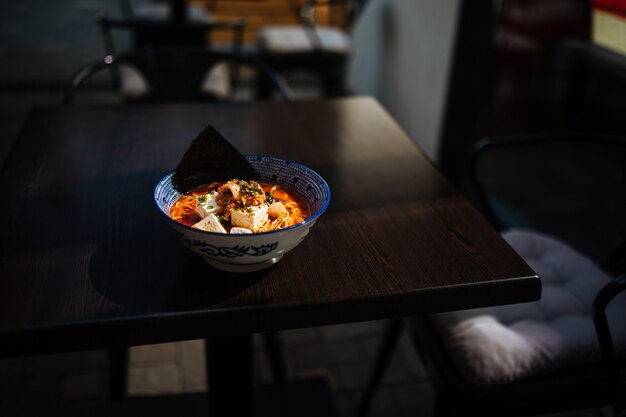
0,319,611,417
0,320,430,417
0,2,616,417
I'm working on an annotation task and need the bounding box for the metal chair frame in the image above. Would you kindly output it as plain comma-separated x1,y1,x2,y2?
359,134,626,417
64,48,294,105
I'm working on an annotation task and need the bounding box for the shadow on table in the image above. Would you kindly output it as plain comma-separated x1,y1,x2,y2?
50,170,273,310
89,245,273,311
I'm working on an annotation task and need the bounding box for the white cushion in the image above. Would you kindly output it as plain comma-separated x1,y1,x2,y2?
430,230,626,387
119,64,151,99
133,3,212,23
258,26,351,54
200,61,232,100
118,62,231,100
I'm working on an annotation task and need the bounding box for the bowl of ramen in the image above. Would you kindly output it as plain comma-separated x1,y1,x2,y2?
154,155,330,272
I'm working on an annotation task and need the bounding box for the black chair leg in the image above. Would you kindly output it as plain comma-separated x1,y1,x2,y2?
434,392,456,417
263,332,287,383
255,72,273,101
109,347,128,401
324,69,347,98
357,318,405,417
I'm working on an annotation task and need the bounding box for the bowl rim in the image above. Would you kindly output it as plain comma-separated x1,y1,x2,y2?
153,154,331,237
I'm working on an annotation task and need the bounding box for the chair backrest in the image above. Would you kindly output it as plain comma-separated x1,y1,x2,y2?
358,132,626,417
65,48,294,104
96,13,246,54
427,132,626,415
471,132,626,272
93,12,247,97
118,0,213,21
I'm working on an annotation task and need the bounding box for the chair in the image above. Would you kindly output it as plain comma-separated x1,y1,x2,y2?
107,5,245,50
64,48,293,104
359,133,626,417
256,0,366,98
73,12,251,103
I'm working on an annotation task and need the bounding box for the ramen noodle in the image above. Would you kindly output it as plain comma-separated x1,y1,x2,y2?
170,179,309,234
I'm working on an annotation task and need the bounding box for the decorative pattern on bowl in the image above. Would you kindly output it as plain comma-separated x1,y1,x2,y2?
174,231,279,258
154,155,330,272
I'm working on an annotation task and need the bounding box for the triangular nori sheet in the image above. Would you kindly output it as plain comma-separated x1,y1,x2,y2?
172,125,258,193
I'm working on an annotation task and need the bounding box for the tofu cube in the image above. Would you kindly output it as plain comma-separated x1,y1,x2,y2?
231,205,268,233
195,191,219,218
193,213,227,233
230,227,253,234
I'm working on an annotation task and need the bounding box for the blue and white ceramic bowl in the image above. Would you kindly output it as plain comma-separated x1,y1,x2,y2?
154,155,330,272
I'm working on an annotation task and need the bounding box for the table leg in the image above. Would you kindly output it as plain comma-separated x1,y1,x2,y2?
109,347,128,401
171,0,186,22
263,332,286,383
206,335,253,417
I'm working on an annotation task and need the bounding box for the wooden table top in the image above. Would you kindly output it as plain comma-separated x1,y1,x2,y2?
0,97,539,357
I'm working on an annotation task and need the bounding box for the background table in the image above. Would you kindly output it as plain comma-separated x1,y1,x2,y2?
0,97,540,415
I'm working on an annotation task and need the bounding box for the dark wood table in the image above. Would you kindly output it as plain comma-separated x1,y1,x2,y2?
0,97,540,415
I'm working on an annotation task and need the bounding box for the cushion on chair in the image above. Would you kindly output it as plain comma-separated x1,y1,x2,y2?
430,230,626,387
200,62,232,100
133,3,212,23
119,64,151,99
118,63,232,100
257,26,351,54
